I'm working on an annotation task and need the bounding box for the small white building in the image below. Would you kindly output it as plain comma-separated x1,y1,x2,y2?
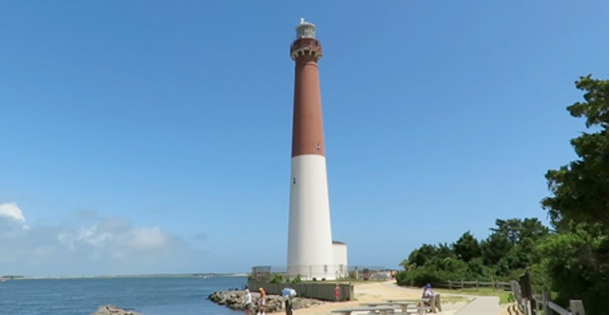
332,240,348,279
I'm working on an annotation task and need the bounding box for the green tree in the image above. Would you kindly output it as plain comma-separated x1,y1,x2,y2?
453,231,481,262
542,75,609,229
481,232,512,266
436,243,455,260
479,218,549,278
401,243,455,269
397,218,549,286
466,257,493,280
520,218,551,240
402,244,438,268
491,219,523,245
539,75,609,314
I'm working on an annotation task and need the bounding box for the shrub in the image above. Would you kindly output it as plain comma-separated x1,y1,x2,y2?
290,274,301,284
269,273,284,284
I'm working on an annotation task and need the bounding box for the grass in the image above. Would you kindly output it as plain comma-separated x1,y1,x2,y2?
438,295,472,304
299,279,387,284
428,287,514,305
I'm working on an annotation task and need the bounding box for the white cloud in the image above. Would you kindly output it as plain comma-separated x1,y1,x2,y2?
0,202,206,277
128,227,168,250
0,202,29,233
0,202,26,223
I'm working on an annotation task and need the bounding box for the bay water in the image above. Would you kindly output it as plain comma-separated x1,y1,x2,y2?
0,276,246,315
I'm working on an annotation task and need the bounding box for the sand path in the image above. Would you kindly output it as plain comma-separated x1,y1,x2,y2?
273,281,472,315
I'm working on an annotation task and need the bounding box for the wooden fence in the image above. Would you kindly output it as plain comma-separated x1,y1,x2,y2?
434,280,512,292
510,280,585,315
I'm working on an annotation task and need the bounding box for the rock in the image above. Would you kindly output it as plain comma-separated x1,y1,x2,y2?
208,291,325,313
90,305,141,315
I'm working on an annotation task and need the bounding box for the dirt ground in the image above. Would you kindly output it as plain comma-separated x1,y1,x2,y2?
498,303,521,315
270,281,472,315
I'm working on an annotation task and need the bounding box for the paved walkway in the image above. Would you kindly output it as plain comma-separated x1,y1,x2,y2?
382,282,501,315
455,296,500,315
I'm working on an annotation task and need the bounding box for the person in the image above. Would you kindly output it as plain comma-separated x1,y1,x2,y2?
334,284,340,301
421,284,435,308
257,287,267,315
282,287,296,315
285,294,293,315
244,288,253,315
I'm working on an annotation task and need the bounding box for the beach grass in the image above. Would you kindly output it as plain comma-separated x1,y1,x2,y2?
430,287,513,304
438,295,472,304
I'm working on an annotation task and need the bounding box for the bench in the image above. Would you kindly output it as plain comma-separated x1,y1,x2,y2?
425,294,442,313
361,302,418,313
384,299,423,303
420,294,443,314
331,306,395,315
385,294,442,314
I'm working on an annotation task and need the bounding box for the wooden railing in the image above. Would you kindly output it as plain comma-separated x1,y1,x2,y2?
434,280,512,291
510,280,585,315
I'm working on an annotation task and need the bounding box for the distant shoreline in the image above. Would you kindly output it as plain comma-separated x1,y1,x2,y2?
1,273,249,280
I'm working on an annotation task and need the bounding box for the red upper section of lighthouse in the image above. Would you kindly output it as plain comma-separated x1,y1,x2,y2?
290,19,326,158
290,37,323,61
290,19,323,61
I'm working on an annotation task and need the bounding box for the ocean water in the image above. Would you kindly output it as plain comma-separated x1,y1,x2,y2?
0,276,247,315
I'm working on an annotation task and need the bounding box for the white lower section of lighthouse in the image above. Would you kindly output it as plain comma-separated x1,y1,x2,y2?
287,154,336,280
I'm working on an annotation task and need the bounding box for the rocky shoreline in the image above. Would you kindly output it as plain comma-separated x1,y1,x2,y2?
208,290,325,313
90,305,140,315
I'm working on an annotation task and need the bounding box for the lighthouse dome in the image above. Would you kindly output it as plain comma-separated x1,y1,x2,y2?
296,18,316,39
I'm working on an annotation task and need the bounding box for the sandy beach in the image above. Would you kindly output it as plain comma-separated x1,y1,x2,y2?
281,281,472,315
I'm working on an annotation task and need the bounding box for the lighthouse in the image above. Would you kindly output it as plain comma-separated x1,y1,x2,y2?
287,19,345,281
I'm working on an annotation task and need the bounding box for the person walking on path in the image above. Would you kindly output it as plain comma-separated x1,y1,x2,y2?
257,288,267,315
244,288,254,315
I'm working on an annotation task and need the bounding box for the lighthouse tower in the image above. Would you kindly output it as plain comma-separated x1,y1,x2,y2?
287,19,336,281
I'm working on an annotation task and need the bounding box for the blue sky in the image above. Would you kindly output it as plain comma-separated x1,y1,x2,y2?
0,1,608,277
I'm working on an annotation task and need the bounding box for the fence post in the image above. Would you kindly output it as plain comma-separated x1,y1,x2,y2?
448,280,452,290
460,280,463,291
570,300,585,315
476,280,479,292
519,271,533,315
542,291,550,315
525,300,532,315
